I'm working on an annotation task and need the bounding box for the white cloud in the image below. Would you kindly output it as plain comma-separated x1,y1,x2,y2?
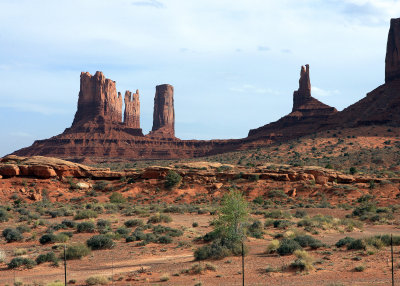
312,86,341,97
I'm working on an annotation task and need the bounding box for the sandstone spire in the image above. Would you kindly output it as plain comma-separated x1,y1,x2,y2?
292,64,311,111
124,90,140,128
385,18,400,82
150,84,175,137
72,71,122,127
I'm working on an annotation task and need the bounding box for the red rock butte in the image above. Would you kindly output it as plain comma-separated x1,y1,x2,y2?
12,18,400,161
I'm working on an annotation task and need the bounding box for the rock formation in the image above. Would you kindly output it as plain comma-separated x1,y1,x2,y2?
386,18,400,83
124,90,140,128
11,18,400,161
248,64,338,139
149,84,175,138
293,64,311,111
72,71,123,127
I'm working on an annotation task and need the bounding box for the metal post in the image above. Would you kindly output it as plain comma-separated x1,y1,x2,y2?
64,244,67,286
242,241,245,286
392,234,394,286
112,251,114,286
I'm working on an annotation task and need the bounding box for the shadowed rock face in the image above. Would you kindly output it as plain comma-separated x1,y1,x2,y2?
386,18,400,83
150,84,175,138
72,71,122,127
292,65,311,111
124,90,140,128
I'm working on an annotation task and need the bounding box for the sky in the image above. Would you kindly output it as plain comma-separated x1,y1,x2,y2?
1,0,400,156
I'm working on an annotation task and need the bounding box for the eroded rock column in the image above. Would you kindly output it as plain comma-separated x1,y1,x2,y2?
124,90,140,128
150,84,175,137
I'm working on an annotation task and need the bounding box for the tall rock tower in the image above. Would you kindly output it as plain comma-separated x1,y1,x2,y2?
124,90,140,128
292,65,312,111
72,71,122,127
149,84,175,138
385,18,400,83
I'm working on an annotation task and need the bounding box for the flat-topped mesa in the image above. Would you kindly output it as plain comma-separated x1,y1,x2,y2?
385,18,400,83
72,71,122,127
124,90,140,128
292,65,311,111
149,84,175,138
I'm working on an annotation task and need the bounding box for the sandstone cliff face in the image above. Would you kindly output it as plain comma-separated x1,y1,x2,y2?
72,72,122,127
149,84,175,138
124,90,140,128
386,18,400,83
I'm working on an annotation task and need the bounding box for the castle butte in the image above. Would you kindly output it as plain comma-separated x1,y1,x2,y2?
12,18,400,161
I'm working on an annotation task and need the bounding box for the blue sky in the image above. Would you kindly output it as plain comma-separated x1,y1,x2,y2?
1,0,400,156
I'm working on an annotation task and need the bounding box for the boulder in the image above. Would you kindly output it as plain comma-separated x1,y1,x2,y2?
29,165,57,178
0,164,20,176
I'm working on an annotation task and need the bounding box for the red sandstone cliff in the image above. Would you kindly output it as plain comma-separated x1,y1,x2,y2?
148,84,175,138
124,90,140,128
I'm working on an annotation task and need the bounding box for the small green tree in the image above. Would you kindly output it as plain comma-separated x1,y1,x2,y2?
215,188,249,243
164,171,182,189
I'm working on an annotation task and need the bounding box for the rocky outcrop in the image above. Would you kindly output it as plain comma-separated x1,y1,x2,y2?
124,90,140,128
248,65,337,139
72,72,123,127
149,84,175,138
386,18,400,83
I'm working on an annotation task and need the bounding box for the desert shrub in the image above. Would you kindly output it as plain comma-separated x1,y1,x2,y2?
152,225,183,237
8,257,36,269
264,210,291,219
14,248,27,256
290,249,314,271
74,210,98,220
192,222,199,227
93,181,109,191
252,196,264,205
277,239,302,256
16,225,30,233
294,210,307,218
164,171,182,189
267,189,287,199
374,234,400,246
354,265,365,272
294,235,324,249
65,243,91,260
248,174,260,181
61,219,77,228
158,235,173,244
247,220,263,238
39,233,57,244
147,213,172,224
77,222,96,233
273,220,293,229
364,237,384,249
160,273,170,282
124,219,144,228
115,227,130,237
109,192,126,204
85,276,108,285
347,239,367,250
0,208,10,222
2,228,23,243
96,219,111,230
349,167,357,175
335,237,356,248
194,239,233,260
36,252,58,264
87,235,114,250
265,240,280,254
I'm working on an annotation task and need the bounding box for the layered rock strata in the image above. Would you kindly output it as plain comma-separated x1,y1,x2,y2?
124,90,140,128
149,84,175,138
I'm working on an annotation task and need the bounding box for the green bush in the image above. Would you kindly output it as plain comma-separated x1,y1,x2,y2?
74,210,98,220
335,237,356,248
36,252,58,264
273,220,292,229
0,208,9,222
194,239,237,260
66,243,91,260
39,233,57,244
267,189,287,199
2,228,23,243
86,276,108,285
164,171,182,189
93,181,109,191
347,239,367,250
96,219,111,230
61,220,77,228
147,214,172,224
158,235,173,244
277,239,302,256
124,219,144,228
87,235,114,250
8,257,36,269
115,227,130,237
293,235,324,249
247,220,263,238
77,222,96,233
109,192,126,204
